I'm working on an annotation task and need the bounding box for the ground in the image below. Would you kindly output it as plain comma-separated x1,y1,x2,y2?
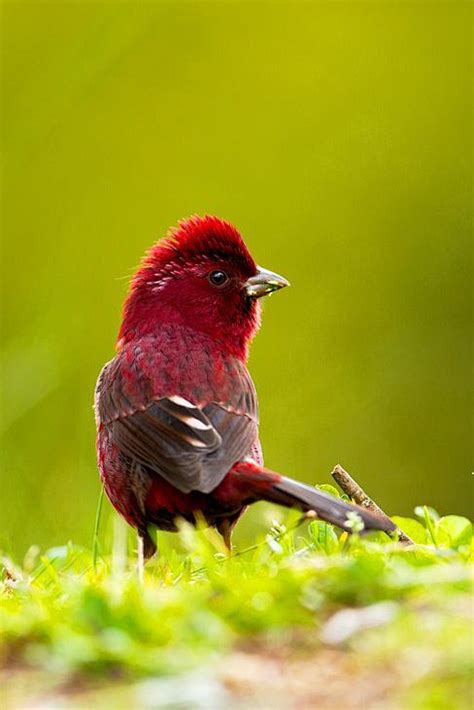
1,501,472,709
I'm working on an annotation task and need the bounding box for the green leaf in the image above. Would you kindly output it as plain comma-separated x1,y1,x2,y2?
308,521,339,554
316,484,341,499
414,506,440,524
421,506,439,545
437,516,473,548
391,517,428,544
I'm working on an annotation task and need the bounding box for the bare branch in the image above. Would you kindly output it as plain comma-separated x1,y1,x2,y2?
331,464,414,545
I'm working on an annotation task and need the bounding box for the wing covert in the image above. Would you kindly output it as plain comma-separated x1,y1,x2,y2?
95,331,259,494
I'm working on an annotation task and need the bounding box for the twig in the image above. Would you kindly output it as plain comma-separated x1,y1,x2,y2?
331,464,414,545
92,487,104,572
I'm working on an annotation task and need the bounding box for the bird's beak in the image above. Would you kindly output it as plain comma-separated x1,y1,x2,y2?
245,266,290,299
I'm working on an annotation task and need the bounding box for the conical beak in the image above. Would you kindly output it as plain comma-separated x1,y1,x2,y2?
245,266,290,299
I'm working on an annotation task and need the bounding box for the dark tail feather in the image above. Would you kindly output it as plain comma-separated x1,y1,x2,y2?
263,475,395,534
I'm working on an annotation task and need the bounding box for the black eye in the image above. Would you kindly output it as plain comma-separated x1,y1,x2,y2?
208,270,229,287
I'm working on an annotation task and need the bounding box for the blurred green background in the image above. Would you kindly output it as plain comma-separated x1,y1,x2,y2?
1,1,472,556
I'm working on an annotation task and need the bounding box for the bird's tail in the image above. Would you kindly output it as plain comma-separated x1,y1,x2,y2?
226,462,395,534
264,475,395,533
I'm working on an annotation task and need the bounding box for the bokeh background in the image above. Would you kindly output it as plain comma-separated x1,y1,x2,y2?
1,1,472,557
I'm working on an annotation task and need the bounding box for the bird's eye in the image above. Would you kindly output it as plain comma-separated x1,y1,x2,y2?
208,270,229,287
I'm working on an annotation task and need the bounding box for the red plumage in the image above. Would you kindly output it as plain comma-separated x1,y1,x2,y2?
95,215,394,557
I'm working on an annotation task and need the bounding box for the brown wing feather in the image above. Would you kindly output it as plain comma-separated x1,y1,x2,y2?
95,328,259,494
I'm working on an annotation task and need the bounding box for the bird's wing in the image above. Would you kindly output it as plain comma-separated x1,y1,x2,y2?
95,335,259,494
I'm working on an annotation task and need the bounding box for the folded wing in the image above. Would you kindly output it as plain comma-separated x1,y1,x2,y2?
95,333,259,494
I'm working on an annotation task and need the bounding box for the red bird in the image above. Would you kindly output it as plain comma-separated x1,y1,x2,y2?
95,216,393,559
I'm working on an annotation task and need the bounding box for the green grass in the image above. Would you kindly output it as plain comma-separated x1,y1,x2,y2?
1,502,472,709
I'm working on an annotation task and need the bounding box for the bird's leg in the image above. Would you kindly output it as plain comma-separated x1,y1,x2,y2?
137,526,158,583
143,525,158,559
218,519,233,556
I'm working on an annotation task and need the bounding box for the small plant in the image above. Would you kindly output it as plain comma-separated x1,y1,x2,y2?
0,504,472,708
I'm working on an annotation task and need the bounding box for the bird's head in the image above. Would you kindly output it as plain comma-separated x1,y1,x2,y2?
117,215,289,359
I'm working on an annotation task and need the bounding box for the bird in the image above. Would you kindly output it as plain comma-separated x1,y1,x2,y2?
94,215,394,563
